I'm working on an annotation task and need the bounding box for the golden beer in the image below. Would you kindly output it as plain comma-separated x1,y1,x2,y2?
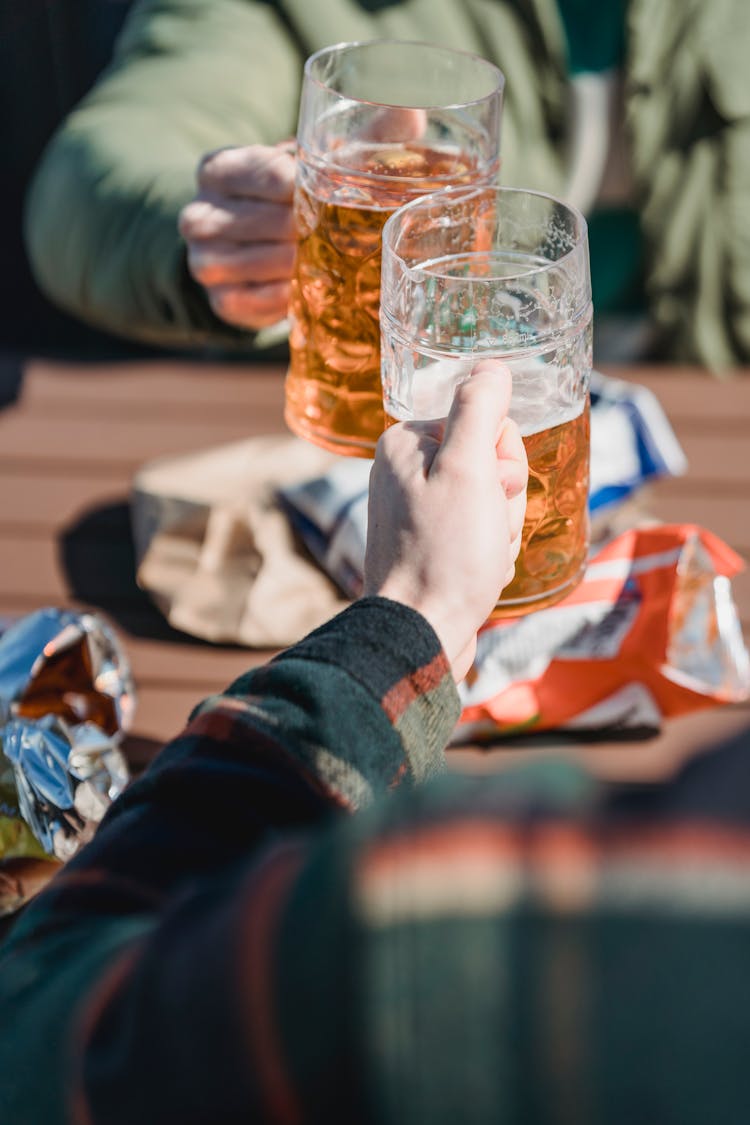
490,402,590,618
381,185,592,618
285,143,484,457
383,399,590,618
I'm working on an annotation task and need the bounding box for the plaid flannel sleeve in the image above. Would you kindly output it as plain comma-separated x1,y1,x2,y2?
0,597,459,1125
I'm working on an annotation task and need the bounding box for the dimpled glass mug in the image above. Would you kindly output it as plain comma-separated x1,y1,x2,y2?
284,40,504,458
380,185,593,618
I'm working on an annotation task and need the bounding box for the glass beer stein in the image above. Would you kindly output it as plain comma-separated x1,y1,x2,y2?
380,185,593,618
285,40,504,457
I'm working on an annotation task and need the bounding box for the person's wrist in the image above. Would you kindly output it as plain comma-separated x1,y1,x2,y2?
371,579,469,678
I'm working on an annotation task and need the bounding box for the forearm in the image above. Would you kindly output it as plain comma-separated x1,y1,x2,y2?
26,135,234,349
24,0,302,348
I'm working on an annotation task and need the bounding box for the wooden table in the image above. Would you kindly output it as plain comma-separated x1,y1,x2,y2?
0,356,748,784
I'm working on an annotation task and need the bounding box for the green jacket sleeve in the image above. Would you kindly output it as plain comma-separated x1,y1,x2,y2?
24,0,574,354
24,0,303,351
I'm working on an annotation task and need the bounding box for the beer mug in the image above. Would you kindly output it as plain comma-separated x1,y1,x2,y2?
285,40,504,458
380,185,592,618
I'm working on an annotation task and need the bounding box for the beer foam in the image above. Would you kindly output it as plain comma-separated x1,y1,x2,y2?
383,351,587,435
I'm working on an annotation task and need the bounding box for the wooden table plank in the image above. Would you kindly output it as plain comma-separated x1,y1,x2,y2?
0,594,273,685
601,365,750,423
124,638,266,690
125,683,236,741
0,415,261,468
656,432,749,486
0,475,130,529
20,359,286,412
450,701,750,783
637,493,750,557
0,538,69,601
127,685,750,773
0,358,747,786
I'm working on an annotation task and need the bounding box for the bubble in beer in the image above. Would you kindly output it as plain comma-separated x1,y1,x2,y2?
286,142,489,456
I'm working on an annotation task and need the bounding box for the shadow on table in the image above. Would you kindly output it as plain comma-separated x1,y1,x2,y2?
0,344,164,414
0,354,24,411
464,726,661,750
59,500,212,646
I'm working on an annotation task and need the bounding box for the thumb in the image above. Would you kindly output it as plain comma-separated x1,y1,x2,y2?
364,107,427,143
435,359,513,466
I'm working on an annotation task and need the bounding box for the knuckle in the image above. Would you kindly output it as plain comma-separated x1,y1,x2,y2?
208,284,284,330
502,467,527,500
197,146,237,185
177,203,199,238
185,250,202,282
376,425,406,463
179,200,216,240
208,287,237,319
253,308,285,328
199,144,273,190
187,256,215,286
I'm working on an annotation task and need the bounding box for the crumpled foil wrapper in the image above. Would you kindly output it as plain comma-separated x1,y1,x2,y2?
666,533,750,699
0,609,135,913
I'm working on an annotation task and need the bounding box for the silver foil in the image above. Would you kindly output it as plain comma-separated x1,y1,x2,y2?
667,533,750,698
0,609,135,863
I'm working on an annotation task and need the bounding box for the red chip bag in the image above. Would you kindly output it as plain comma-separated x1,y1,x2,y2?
456,526,750,740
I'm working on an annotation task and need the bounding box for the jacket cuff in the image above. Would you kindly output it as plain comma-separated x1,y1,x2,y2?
278,597,461,790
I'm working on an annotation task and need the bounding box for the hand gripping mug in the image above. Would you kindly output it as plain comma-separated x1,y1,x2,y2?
380,185,593,618
284,40,504,458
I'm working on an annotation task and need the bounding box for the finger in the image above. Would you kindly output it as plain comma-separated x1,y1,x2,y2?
496,416,527,468
197,145,296,201
208,281,291,329
496,418,528,499
187,240,295,286
450,636,478,684
497,459,528,501
434,361,512,470
506,493,527,545
377,418,442,478
471,359,514,425
362,107,428,143
179,198,295,243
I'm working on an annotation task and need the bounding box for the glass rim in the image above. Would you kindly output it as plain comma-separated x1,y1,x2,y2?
302,38,505,111
382,184,590,284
